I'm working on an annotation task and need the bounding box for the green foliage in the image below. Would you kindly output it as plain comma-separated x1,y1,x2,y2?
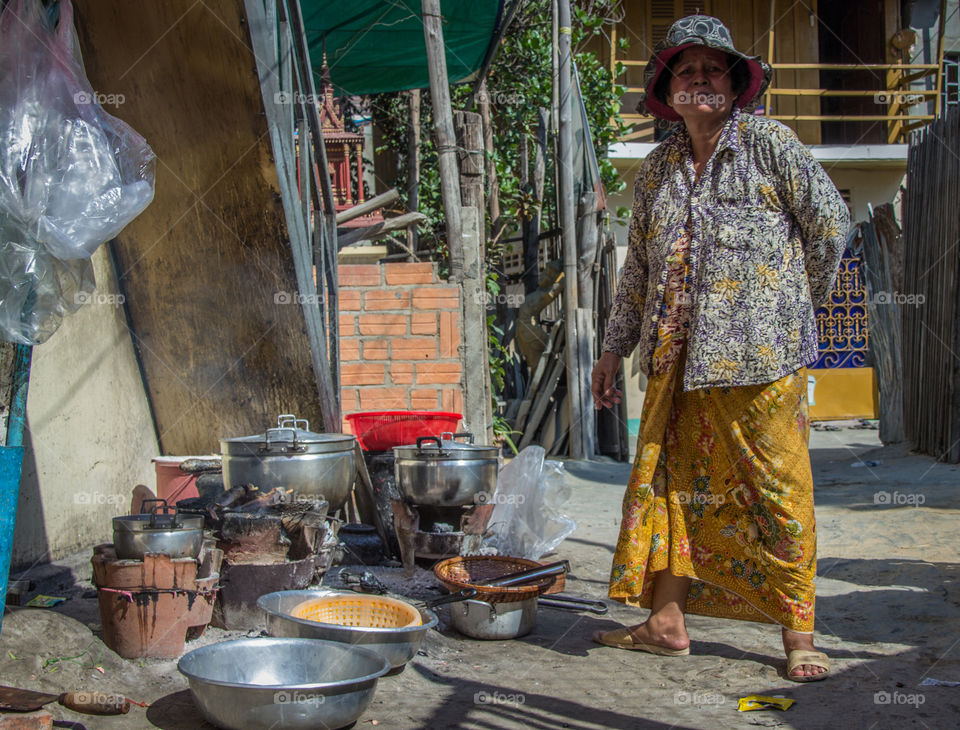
371,0,626,437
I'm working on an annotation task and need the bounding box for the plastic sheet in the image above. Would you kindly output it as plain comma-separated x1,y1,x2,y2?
482,446,578,561
0,0,155,344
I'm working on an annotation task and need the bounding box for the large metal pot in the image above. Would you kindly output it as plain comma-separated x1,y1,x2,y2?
393,433,498,506
112,499,204,560
220,414,355,510
449,597,537,640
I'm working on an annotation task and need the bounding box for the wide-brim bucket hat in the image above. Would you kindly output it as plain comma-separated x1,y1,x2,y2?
640,15,772,122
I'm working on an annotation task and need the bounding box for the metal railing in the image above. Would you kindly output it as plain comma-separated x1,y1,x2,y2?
614,60,943,145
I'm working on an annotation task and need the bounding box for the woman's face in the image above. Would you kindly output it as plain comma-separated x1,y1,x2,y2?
666,47,736,123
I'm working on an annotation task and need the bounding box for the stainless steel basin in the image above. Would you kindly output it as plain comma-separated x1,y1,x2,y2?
258,590,438,670
177,637,389,730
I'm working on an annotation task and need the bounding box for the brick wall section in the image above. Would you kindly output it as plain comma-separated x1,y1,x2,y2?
338,263,463,432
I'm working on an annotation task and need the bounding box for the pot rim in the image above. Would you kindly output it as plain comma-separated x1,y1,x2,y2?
112,515,205,532
177,637,390,690
258,590,440,635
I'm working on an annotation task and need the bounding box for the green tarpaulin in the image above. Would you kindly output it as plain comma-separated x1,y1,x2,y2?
302,0,506,96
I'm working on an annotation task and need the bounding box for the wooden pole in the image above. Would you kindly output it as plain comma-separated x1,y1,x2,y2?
455,111,493,443
478,79,501,242
406,89,421,253
421,0,464,280
556,0,585,459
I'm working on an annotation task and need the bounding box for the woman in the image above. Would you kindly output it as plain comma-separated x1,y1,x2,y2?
590,15,849,682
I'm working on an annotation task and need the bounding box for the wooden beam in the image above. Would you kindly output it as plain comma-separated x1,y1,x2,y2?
335,188,400,225
422,0,464,281
337,212,427,247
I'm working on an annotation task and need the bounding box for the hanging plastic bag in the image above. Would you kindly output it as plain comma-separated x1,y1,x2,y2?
0,0,155,344
482,446,578,561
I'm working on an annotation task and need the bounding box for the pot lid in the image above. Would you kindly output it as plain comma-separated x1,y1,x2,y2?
220,414,355,455
393,433,498,458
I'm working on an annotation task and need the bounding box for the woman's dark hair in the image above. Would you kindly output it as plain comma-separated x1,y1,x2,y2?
652,49,751,107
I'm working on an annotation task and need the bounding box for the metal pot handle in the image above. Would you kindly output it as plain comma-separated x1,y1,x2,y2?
416,436,443,451
140,498,181,528
440,432,475,444
277,413,310,432
263,427,306,453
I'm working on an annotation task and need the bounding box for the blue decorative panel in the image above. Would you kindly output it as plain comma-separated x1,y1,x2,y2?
812,251,869,369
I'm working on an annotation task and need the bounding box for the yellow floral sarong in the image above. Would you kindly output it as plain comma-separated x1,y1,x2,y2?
609,231,817,632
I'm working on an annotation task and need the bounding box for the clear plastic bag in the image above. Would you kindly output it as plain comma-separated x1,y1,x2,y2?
0,0,155,343
482,446,578,561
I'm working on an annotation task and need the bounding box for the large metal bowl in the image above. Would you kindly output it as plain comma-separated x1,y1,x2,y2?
177,637,389,730
258,590,438,670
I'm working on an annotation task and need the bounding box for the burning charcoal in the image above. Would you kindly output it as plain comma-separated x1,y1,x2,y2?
215,485,247,508
236,488,285,513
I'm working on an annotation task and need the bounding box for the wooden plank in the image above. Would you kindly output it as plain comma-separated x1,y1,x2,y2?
74,0,332,452
336,189,400,225
514,324,561,432
337,212,427,247
517,352,565,451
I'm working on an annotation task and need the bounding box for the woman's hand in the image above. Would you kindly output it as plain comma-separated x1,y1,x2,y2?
591,352,623,410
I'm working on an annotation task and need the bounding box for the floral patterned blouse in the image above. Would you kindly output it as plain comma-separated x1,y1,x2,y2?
602,106,850,390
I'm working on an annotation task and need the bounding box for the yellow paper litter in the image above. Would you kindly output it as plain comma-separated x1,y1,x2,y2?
737,695,795,712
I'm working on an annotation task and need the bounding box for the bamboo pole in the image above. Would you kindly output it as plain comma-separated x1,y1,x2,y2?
421,0,464,281
406,90,421,253
556,0,585,459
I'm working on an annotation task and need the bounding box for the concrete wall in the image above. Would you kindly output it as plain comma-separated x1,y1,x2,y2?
12,247,159,569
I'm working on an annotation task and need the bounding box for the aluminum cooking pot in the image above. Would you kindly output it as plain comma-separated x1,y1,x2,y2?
393,432,499,506
112,499,204,560
220,414,356,510
449,597,537,640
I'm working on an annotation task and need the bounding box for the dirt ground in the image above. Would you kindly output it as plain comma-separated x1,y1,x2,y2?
1,421,958,729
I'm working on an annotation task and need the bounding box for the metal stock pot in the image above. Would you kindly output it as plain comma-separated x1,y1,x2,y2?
220,414,356,510
112,499,204,560
393,433,498,506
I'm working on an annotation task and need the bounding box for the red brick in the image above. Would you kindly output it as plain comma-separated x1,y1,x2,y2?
341,363,385,386
337,289,362,311
411,388,440,409
411,312,438,335
339,264,380,287
362,339,389,359
390,362,414,384
358,314,407,335
441,388,464,415
359,387,407,410
384,262,435,285
417,362,462,384
340,389,359,412
439,311,460,358
412,286,459,310
338,338,360,361
364,289,410,311
392,336,437,360
339,314,356,336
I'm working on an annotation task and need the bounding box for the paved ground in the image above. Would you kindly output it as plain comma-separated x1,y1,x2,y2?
1,421,958,729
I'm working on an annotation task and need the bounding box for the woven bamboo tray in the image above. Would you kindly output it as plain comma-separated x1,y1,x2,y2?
433,555,564,603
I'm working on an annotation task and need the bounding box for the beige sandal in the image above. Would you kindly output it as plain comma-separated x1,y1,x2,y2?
592,627,690,656
786,649,830,682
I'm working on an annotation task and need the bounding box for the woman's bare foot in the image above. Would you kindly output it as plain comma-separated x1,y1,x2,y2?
782,628,827,679
620,613,690,651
